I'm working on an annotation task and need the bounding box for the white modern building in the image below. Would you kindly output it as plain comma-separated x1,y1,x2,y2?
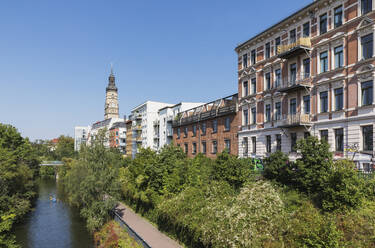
87,117,125,148
131,101,173,157
155,102,205,150
74,126,90,151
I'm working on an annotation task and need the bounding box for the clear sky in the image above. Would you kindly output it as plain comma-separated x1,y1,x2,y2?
0,0,312,140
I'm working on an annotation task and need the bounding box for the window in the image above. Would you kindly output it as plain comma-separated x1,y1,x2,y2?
265,72,271,90
303,22,310,37
251,107,256,124
116,131,119,136
265,104,271,122
184,127,188,137
243,81,248,97
225,117,231,131
201,122,206,135
224,139,231,153
212,120,218,133
276,134,282,151
320,51,328,73
303,95,310,114
334,6,343,28
290,63,297,84
212,141,218,154
275,37,281,54
362,81,373,106
192,125,197,136
320,91,328,113
291,133,297,152
243,109,249,126
177,128,180,139
252,137,256,154
290,98,297,115
334,88,344,111
243,137,249,156
303,58,310,78
192,142,197,154
265,42,271,59
362,34,373,60
363,125,373,151
320,130,328,142
243,54,248,68
304,132,310,139
334,46,343,69
362,0,372,15
335,128,344,152
320,13,327,34
266,135,271,153
184,143,188,154
202,141,207,154
275,69,281,87
251,78,256,94
275,102,282,120
363,163,374,173
116,139,119,144
251,49,256,64
290,29,296,43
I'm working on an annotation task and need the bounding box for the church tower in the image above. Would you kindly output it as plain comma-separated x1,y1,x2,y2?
104,67,119,120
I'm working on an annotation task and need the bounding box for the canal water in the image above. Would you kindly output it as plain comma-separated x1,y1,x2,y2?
14,178,94,248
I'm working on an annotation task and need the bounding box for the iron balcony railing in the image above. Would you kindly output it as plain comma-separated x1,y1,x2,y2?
277,37,311,55
278,73,312,90
279,113,311,127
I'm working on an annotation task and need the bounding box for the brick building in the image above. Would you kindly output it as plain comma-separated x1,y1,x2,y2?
172,94,239,158
109,121,126,153
125,120,133,157
236,0,375,171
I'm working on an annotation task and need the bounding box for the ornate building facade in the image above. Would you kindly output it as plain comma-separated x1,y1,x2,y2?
236,0,374,171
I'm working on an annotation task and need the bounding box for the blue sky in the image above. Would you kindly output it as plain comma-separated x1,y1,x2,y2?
0,0,312,140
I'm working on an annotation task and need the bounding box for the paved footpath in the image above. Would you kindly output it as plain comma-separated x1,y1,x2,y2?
115,202,183,248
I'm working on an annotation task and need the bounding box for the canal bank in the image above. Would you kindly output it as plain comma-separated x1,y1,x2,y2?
14,178,93,248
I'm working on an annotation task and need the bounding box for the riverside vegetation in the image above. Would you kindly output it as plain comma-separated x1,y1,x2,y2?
5,124,374,247
57,129,375,248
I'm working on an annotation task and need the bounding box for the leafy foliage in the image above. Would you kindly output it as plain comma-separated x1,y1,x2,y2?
0,123,38,247
59,129,122,231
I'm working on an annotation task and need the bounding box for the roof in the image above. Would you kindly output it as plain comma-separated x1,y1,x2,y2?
235,0,320,52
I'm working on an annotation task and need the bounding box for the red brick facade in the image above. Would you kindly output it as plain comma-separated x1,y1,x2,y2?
173,94,239,158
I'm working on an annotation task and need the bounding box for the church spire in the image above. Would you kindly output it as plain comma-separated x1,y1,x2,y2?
106,64,117,92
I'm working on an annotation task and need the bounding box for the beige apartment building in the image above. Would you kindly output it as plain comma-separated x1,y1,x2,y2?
236,0,374,171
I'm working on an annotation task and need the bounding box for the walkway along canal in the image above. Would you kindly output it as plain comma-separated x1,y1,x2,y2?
14,178,93,248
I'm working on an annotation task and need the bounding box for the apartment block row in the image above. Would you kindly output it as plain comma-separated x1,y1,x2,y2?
235,0,374,171
75,0,374,172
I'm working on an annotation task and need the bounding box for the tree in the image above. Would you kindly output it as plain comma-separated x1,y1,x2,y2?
0,123,38,247
53,135,75,160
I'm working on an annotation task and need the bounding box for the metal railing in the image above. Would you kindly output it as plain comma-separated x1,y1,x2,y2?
113,210,151,248
277,37,311,54
279,73,311,89
279,113,311,126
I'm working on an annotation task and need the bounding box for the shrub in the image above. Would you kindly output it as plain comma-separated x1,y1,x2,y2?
263,151,291,184
293,136,333,193
320,159,364,211
212,151,255,189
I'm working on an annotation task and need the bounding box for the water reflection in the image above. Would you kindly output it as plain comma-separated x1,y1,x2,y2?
15,179,93,248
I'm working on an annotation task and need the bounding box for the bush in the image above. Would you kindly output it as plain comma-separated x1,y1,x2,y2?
320,159,364,211
263,151,291,184
212,151,255,189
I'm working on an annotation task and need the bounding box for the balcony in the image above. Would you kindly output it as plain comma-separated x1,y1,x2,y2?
278,114,312,128
278,73,312,93
153,133,160,140
278,37,311,59
133,125,142,131
153,120,160,126
166,128,173,137
135,137,142,143
135,114,142,120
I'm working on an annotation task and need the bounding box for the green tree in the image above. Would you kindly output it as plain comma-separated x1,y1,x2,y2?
0,123,38,247
60,129,122,231
53,135,75,160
